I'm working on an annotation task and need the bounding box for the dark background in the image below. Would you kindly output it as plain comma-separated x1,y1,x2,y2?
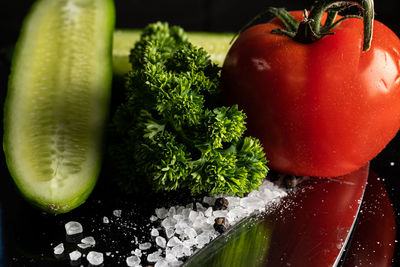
1,0,400,266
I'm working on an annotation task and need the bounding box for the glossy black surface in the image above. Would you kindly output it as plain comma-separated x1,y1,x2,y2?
1,1,400,266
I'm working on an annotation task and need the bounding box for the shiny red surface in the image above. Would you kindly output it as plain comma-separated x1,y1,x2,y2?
264,164,369,266
342,171,396,266
221,11,400,177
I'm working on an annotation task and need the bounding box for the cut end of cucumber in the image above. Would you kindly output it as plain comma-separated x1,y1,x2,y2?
3,0,115,213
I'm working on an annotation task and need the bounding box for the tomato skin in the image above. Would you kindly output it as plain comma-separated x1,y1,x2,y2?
221,11,400,177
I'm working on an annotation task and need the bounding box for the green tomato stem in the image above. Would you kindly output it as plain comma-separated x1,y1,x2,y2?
308,0,374,51
269,0,374,52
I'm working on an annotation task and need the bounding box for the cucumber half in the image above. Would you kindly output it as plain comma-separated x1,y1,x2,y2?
112,30,234,76
3,0,115,213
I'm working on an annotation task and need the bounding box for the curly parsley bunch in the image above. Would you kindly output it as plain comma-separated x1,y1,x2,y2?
110,22,268,196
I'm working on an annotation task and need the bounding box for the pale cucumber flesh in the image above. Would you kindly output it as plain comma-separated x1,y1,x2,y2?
3,0,115,213
112,30,234,76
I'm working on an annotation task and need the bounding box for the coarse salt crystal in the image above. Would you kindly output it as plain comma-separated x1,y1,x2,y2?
161,217,176,229
225,196,240,207
156,236,167,248
81,236,96,246
155,258,169,267
78,243,92,249
169,261,184,267
113,209,122,217
65,221,83,235
165,249,178,262
202,196,215,206
173,214,184,221
196,202,206,212
165,228,175,239
53,243,64,255
155,207,169,219
147,251,162,262
87,251,103,266
169,206,177,217
204,207,213,217
188,210,198,222
171,245,191,258
184,227,197,239
167,236,183,247
240,197,264,210
182,208,191,218
126,255,140,266
213,210,228,218
69,250,81,261
132,248,142,257
139,242,151,250
151,228,160,237
183,238,197,247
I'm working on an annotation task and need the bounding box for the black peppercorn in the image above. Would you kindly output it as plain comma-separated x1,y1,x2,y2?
214,217,229,233
214,197,229,210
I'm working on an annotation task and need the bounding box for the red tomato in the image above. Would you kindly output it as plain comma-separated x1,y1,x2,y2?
221,11,400,177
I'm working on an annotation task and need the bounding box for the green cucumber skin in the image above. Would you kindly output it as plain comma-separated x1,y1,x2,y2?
3,0,115,214
112,30,234,76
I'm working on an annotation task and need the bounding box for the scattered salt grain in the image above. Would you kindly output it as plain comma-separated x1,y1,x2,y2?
151,228,160,237
196,202,206,212
183,238,196,247
78,243,92,249
156,236,167,248
188,210,198,222
228,206,247,220
155,258,169,267
147,251,162,262
161,217,176,229
132,248,142,257
167,236,183,247
182,208,191,218
65,221,83,235
204,207,213,217
53,243,64,255
69,250,81,261
171,244,191,258
196,233,211,248
52,179,286,267
167,236,182,247
139,242,151,250
87,251,103,265
213,210,228,218
155,207,169,219
113,209,122,217
169,261,184,267
165,248,177,261
225,196,240,207
240,196,264,210
168,206,177,217
126,255,140,266
184,227,197,239
81,236,96,246
165,228,175,239
203,196,215,206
